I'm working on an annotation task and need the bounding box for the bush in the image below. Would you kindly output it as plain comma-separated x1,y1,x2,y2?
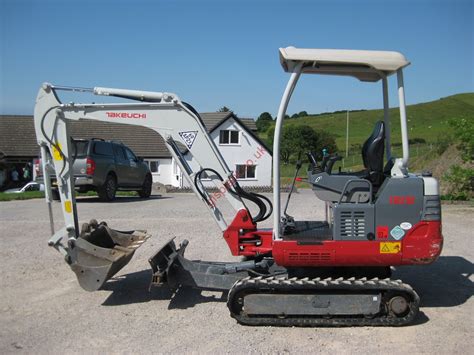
449,117,474,162
443,166,474,200
256,112,273,132
266,125,337,164
436,133,452,155
410,137,426,144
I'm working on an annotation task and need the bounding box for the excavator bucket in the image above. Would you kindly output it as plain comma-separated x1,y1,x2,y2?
68,220,150,291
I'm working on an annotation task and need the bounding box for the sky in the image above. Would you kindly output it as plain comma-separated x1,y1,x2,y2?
0,0,472,118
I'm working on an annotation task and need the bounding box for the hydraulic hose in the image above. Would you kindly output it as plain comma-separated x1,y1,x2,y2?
194,168,272,224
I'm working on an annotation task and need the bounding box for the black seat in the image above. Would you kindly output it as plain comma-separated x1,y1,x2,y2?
361,120,385,185
308,121,387,202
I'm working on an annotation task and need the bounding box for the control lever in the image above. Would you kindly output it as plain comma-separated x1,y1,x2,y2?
307,151,322,174
282,153,303,232
326,154,342,174
320,154,330,171
306,152,317,167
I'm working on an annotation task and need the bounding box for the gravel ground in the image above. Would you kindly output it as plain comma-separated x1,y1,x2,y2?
0,190,473,354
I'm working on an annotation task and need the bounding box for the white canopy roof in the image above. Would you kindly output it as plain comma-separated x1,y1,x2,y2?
279,47,410,82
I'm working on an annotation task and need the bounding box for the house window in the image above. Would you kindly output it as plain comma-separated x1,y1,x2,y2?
219,130,239,145
235,164,256,179
146,160,160,174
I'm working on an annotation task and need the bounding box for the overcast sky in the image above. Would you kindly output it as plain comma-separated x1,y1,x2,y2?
1,0,472,117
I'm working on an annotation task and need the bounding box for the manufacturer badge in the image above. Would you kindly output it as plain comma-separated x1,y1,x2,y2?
390,226,405,240
400,222,412,230
179,131,198,149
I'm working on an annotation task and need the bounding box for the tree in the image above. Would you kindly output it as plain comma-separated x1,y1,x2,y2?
256,112,273,132
218,106,231,112
267,125,337,164
449,117,474,162
314,130,338,160
298,111,308,117
443,117,474,200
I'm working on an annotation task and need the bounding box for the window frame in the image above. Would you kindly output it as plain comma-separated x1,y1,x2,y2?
112,144,127,161
145,159,160,175
219,129,240,146
235,164,257,180
124,147,138,162
92,141,113,156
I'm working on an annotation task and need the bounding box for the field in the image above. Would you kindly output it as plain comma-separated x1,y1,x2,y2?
260,93,474,172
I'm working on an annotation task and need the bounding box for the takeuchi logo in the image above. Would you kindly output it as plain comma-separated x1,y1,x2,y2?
106,112,147,119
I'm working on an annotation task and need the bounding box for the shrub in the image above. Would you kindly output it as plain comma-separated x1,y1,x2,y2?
443,166,474,200
436,133,452,155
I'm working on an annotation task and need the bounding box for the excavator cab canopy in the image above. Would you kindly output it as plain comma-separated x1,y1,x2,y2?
273,46,412,240
279,47,410,82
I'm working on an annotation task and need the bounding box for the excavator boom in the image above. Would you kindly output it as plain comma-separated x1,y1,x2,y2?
34,83,270,291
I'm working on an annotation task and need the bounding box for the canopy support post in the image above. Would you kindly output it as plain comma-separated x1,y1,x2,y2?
397,69,409,173
272,63,302,241
382,77,392,161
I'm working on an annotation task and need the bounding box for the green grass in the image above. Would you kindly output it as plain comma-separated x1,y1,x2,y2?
0,190,138,202
261,93,474,150
0,191,45,201
288,93,473,147
260,93,474,175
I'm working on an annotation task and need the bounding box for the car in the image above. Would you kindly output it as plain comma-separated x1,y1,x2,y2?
4,181,45,194
36,139,152,201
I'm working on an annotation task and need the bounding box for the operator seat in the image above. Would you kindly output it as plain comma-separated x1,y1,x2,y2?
308,120,386,203
361,120,385,186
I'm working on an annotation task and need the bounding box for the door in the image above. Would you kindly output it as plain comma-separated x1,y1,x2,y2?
172,159,182,187
112,144,133,186
124,147,142,186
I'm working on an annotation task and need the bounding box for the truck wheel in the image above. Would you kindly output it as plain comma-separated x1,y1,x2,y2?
98,174,117,202
138,174,152,198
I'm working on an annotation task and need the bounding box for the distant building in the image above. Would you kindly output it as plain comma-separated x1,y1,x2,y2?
182,112,272,188
0,113,272,189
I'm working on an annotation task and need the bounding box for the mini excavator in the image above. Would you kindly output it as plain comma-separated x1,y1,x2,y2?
34,47,443,326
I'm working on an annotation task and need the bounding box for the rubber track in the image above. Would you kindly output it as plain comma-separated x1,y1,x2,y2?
227,276,420,327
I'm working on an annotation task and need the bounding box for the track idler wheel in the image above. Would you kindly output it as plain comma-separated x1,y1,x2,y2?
388,295,410,317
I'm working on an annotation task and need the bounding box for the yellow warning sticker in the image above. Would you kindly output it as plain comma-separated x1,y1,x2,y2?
52,143,63,161
380,242,401,254
64,200,72,213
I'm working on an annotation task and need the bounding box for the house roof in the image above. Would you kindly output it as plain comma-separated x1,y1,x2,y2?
0,113,260,158
204,114,270,153
279,47,410,82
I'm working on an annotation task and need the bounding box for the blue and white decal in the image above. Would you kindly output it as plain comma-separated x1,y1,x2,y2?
390,225,405,240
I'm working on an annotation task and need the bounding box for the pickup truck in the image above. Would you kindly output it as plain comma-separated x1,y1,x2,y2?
35,139,152,201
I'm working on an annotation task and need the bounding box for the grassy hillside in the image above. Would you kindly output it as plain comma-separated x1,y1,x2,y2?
261,93,474,174
261,93,474,148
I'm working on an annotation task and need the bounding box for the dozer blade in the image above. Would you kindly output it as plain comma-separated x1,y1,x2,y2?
68,220,150,291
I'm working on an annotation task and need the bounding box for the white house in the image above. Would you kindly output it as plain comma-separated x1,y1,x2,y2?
180,112,272,188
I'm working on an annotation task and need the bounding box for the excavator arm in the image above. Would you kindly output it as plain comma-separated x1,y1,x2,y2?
34,83,270,290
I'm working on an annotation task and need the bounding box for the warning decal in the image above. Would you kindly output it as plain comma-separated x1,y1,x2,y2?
52,143,63,161
179,131,198,149
64,200,72,213
380,242,401,254
376,225,389,239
